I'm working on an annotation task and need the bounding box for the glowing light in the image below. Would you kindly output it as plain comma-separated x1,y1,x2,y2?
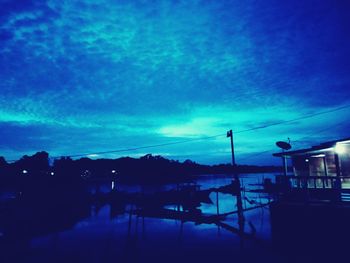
50,172,55,176
311,154,325,158
305,159,309,162
111,181,115,190
22,169,28,174
335,143,347,155
111,170,116,174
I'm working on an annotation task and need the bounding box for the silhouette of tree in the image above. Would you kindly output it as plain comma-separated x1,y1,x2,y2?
0,156,7,167
54,157,81,179
1,151,281,186
14,151,49,176
0,156,8,177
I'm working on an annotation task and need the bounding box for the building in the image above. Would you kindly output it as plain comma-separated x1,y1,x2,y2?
273,138,350,177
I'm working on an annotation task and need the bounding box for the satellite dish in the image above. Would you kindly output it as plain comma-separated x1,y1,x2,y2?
276,139,292,151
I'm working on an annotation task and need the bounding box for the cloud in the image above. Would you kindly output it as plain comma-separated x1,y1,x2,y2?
0,0,349,164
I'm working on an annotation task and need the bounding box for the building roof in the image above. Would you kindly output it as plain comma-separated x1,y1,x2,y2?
273,137,350,158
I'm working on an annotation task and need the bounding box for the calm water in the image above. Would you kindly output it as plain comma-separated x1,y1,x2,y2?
1,173,283,263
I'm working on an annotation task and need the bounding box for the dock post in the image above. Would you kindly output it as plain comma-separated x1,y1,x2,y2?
216,191,219,215
216,191,221,236
128,205,133,237
237,180,245,249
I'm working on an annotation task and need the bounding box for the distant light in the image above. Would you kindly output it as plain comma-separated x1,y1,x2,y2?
22,169,28,174
111,170,116,174
111,181,115,190
81,170,91,178
305,159,309,162
335,143,347,155
50,172,55,176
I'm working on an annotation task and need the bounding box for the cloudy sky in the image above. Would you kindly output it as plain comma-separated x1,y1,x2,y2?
0,0,350,165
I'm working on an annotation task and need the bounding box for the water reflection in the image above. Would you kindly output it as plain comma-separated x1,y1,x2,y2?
1,174,277,263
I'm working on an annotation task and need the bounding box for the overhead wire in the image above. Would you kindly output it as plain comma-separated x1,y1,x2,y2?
48,104,350,159
237,121,348,162
66,104,350,159
6,103,350,161
234,104,350,134
58,133,226,159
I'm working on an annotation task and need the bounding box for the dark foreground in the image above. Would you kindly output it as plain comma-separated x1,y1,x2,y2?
1,174,350,263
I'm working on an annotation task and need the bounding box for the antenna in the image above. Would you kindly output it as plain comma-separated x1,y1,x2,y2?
276,140,292,151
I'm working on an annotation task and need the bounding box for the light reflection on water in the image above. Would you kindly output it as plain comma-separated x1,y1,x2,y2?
3,173,279,263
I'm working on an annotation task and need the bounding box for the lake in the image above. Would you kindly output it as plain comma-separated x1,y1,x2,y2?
1,173,286,263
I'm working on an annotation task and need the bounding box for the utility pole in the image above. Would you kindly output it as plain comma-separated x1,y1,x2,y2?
227,130,236,167
227,129,244,236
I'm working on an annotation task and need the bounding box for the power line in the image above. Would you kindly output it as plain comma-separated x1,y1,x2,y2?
237,120,348,162
234,104,350,134
66,104,350,159
62,133,226,159
6,103,350,161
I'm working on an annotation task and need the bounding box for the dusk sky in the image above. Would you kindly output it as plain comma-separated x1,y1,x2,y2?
1,0,350,165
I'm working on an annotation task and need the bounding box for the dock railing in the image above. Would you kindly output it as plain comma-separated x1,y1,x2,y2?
275,175,350,190
274,175,350,202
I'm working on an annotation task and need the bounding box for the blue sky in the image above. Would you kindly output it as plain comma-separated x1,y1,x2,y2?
0,0,350,165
